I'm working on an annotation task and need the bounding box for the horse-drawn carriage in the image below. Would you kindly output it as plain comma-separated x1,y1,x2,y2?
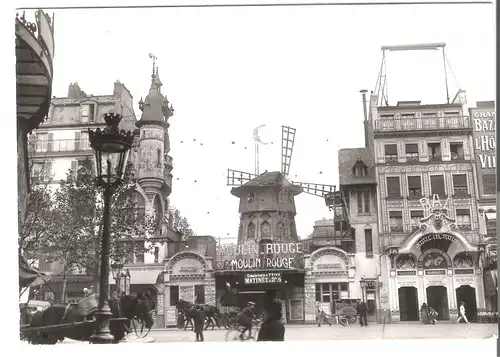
19,256,156,344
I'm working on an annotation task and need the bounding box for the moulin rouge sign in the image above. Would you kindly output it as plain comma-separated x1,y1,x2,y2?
472,110,496,169
216,242,305,271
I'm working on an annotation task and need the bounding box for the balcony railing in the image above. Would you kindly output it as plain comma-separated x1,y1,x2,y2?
34,139,91,153
374,116,471,133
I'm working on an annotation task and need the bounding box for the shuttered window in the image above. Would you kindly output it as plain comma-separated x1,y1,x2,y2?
385,144,397,155
405,144,418,153
452,174,468,194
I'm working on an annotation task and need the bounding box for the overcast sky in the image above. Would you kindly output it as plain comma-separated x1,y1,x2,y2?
43,3,494,240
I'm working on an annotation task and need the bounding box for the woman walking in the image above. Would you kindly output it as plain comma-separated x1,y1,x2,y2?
457,302,470,324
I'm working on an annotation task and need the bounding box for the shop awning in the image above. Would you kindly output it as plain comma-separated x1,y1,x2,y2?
126,268,163,285
19,255,49,288
485,212,497,221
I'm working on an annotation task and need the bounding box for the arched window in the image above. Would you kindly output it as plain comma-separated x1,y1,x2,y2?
261,221,271,238
136,193,146,224
157,149,162,166
352,158,368,177
247,222,255,239
153,195,163,233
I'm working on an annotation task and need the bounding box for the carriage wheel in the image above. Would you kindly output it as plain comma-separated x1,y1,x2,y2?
126,317,152,339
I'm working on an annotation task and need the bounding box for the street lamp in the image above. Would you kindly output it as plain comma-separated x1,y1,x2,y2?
111,261,124,298
88,113,134,344
360,277,367,303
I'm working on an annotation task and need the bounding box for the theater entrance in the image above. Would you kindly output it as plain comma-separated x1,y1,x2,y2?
426,286,449,320
398,287,419,321
456,285,477,322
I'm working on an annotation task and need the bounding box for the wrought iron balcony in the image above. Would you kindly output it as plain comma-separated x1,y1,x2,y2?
33,139,91,153
374,116,472,135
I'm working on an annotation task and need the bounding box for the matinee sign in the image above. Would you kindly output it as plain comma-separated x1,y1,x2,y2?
244,272,282,284
216,241,305,271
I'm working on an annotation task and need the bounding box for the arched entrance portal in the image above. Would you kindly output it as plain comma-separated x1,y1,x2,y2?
426,286,449,320
456,285,477,322
398,287,419,321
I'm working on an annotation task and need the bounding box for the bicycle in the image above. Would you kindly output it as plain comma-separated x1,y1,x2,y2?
225,319,261,342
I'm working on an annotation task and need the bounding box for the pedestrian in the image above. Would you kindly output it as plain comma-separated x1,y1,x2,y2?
356,299,368,326
429,306,438,324
457,301,470,324
316,302,330,327
420,303,431,324
194,306,206,342
257,290,285,341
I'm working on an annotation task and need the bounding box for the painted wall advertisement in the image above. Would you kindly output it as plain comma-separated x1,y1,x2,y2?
471,107,496,196
215,241,306,271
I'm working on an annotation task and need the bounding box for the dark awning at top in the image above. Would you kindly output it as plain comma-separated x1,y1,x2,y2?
19,255,48,288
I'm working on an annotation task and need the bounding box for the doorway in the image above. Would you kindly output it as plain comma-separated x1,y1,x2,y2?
398,287,419,321
426,286,449,320
456,285,477,322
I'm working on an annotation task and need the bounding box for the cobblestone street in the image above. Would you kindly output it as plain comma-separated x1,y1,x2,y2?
144,323,497,343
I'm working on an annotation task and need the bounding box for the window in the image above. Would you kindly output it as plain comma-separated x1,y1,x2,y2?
407,176,422,197
430,175,446,196
154,247,159,263
35,133,48,152
450,143,464,160
157,149,162,166
380,113,395,119
422,112,437,117
169,285,179,306
401,113,415,118
365,229,373,256
353,160,368,177
386,177,401,197
405,143,419,162
88,104,95,122
247,222,255,239
194,285,205,304
444,111,460,117
81,132,90,150
315,283,348,303
389,211,403,232
384,144,398,163
410,211,424,231
261,221,271,238
357,191,370,214
452,174,468,195
482,174,496,195
81,107,89,123
456,209,471,230
427,143,442,161
32,162,51,182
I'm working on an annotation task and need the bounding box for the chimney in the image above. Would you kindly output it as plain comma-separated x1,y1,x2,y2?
67,82,85,99
113,80,123,97
360,89,369,148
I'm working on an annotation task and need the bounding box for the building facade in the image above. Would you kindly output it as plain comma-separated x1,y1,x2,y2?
371,92,487,323
469,101,497,313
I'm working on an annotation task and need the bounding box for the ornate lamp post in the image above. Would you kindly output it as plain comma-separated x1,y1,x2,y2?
88,113,134,344
360,277,367,303
111,261,124,298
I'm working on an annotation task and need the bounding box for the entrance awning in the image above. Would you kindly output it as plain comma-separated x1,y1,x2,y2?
128,268,163,285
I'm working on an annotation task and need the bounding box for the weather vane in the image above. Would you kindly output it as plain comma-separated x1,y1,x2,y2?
149,53,157,75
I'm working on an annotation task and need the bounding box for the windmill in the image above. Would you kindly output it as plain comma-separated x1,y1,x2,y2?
227,125,341,244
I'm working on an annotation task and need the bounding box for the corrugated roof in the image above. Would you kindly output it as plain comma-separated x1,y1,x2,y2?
338,148,376,186
51,95,118,106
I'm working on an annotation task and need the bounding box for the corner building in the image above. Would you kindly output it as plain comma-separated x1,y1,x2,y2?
371,93,487,323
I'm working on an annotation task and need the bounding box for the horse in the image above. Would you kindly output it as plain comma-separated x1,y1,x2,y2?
27,292,155,344
176,299,220,331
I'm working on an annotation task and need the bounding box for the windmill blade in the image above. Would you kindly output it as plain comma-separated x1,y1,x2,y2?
227,169,257,186
281,125,296,177
291,181,336,198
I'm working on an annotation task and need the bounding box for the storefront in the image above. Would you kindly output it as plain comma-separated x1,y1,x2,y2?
384,211,485,323
215,241,306,323
303,246,355,323
163,251,215,327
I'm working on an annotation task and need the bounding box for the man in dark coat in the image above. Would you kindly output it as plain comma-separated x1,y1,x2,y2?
257,290,285,341
356,299,368,327
194,306,206,342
